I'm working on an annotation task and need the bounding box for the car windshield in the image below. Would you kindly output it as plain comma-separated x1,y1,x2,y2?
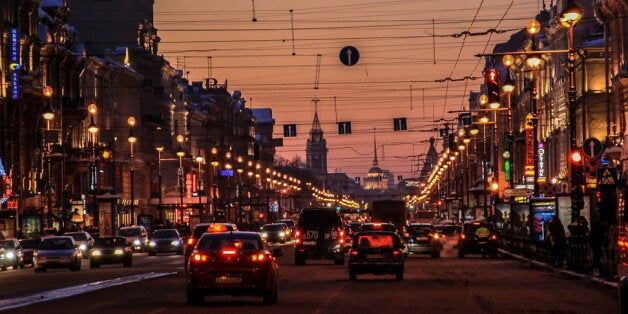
278,220,295,228
153,229,179,238
356,234,395,248
262,224,285,231
39,238,74,250
197,234,262,251
0,241,15,249
20,239,41,249
407,225,434,236
119,228,142,237
192,225,211,239
94,237,126,247
66,232,88,241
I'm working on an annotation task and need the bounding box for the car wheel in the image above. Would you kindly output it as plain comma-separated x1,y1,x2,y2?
13,262,20,270
90,262,98,269
1,265,7,271
431,251,440,258
34,267,44,273
262,284,278,305
123,259,132,267
148,251,156,256
458,250,465,258
70,264,81,271
333,257,344,265
186,287,204,305
349,270,357,281
19,261,25,269
490,251,498,259
395,271,403,281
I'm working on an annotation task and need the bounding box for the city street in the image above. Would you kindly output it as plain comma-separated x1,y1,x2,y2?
0,245,617,313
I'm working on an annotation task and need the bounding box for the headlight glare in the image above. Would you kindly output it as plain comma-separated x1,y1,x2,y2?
92,250,102,256
5,252,15,259
114,249,124,255
79,244,87,251
261,233,268,238
133,239,141,246
171,240,180,246
149,241,156,247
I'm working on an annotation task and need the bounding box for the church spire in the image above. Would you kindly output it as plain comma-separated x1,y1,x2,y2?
311,97,321,131
372,127,378,167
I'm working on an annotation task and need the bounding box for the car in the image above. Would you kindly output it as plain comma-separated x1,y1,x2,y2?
347,231,406,281
276,219,296,238
360,222,398,233
0,238,25,269
294,207,345,265
19,237,41,266
185,223,239,265
260,223,289,244
435,224,463,248
404,223,442,258
89,236,133,268
186,231,282,305
0,249,8,271
148,229,184,256
458,220,499,258
33,236,82,272
64,231,94,259
118,226,149,252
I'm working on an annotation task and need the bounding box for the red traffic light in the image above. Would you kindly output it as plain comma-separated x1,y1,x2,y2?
570,150,583,163
485,69,499,85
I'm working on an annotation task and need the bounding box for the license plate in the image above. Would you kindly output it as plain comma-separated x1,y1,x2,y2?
417,237,429,241
478,241,487,245
215,276,242,284
366,254,385,259
302,241,316,245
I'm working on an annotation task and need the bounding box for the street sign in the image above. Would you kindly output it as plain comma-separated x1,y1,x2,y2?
339,46,359,66
503,188,532,197
597,167,617,186
583,137,603,158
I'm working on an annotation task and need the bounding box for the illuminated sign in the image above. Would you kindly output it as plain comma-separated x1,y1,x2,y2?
525,117,535,177
537,142,546,183
220,169,234,177
10,28,20,100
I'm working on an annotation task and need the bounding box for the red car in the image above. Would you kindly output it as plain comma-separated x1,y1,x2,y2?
186,231,282,305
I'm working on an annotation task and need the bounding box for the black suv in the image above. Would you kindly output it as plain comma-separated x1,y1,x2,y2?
295,208,345,265
458,220,498,258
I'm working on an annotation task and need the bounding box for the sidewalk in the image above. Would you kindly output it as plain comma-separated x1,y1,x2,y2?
498,248,619,289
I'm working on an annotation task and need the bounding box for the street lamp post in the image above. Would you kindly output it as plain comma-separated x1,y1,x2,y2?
127,117,137,226
176,135,186,224
87,104,99,228
195,153,204,222
156,146,164,222
42,86,55,232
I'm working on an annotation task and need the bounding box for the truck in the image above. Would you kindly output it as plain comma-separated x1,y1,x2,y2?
370,200,407,233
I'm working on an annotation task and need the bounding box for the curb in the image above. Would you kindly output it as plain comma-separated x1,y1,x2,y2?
498,248,618,289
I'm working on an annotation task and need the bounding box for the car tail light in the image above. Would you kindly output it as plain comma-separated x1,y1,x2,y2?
460,234,466,240
191,252,210,263
221,249,237,256
393,250,402,257
432,233,440,239
490,234,498,241
187,238,195,246
350,250,358,256
373,223,382,229
295,229,302,244
249,252,267,262
338,229,345,245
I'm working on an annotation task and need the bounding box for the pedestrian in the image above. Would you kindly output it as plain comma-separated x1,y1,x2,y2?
548,215,566,267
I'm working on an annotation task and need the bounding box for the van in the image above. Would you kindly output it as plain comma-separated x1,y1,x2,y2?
294,208,345,265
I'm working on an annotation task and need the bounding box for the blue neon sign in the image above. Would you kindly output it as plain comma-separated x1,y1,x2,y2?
10,28,20,100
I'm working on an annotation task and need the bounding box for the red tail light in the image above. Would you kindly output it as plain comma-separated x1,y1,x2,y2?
191,252,210,263
187,238,195,246
295,229,302,244
393,250,402,257
338,229,345,244
221,249,237,256
490,234,498,241
249,252,267,262
460,234,466,240
373,223,382,229
350,250,358,256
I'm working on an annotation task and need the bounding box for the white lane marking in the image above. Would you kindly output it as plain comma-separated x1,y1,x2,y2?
0,272,176,311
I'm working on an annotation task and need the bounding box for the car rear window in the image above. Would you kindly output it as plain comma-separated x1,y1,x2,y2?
407,225,434,236
40,238,74,250
440,226,462,236
464,223,495,234
299,210,341,228
356,234,395,248
197,234,262,251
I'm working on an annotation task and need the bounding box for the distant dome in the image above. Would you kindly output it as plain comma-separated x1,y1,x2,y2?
368,166,384,174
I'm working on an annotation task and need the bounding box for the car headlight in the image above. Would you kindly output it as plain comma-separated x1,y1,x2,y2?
92,250,102,257
171,240,180,246
149,241,156,247
279,232,285,237
114,249,124,255
79,244,87,251
261,233,268,238
133,239,141,246
5,252,15,259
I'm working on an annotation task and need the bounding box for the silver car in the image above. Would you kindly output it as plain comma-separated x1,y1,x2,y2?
0,238,25,269
34,236,82,272
64,231,95,259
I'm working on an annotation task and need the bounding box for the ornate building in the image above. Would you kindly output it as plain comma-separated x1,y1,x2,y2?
305,101,328,175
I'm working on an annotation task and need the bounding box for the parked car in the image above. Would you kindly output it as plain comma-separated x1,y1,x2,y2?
33,236,82,272
118,226,149,252
405,223,442,258
294,207,345,265
186,231,282,304
89,236,132,268
0,238,25,269
148,229,183,256
458,220,499,258
260,223,289,244
19,237,41,266
64,231,94,259
347,231,406,281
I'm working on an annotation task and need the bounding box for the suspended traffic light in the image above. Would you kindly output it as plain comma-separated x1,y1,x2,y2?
569,149,584,187
485,68,501,109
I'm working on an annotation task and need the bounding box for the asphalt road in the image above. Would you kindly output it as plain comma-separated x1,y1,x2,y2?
0,243,619,313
